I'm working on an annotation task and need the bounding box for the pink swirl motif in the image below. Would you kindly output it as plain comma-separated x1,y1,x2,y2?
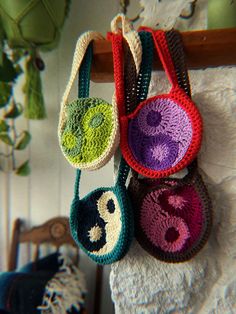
140,186,204,253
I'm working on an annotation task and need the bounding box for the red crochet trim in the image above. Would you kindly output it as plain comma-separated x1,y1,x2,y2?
120,87,203,178
108,32,125,116
110,28,203,178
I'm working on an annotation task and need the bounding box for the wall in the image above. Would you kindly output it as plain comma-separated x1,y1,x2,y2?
0,1,139,313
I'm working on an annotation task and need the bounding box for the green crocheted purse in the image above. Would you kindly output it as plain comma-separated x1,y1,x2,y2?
58,31,119,170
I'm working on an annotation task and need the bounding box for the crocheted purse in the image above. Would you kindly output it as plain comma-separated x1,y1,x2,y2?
128,30,212,262
69,33,134,264
70,158,134,264
58,31,119,170
112,26,203,178
128,162,212,262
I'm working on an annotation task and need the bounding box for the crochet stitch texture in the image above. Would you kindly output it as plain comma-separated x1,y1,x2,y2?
112,28,203,178
127,29,212,263
68,32,135,264
58,31,119,170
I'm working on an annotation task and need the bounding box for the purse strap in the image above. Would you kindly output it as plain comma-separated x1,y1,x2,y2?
140,27,180,90
73,39,93,200
111,14,142,74
131,29,197,182
166,29,191,97
124,30,154,178
61,31,103,105
109,14,142,116
124,30,154,114
59,31,104,131
73,32,130,200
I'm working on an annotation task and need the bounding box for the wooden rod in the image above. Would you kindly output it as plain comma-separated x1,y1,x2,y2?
91,27,236,82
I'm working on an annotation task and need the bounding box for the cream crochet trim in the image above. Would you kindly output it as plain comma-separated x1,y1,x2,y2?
111,13,142,73
38,254,87,314
58,31,120,170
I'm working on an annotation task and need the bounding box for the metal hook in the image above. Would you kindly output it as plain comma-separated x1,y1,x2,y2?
180,0,197,19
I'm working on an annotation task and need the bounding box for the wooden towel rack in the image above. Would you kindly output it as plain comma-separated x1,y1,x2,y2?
91,27,236,82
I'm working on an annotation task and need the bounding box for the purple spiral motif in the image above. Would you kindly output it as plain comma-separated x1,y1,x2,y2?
128,98,193,170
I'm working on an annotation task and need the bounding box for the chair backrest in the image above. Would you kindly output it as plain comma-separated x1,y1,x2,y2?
8,217,103,314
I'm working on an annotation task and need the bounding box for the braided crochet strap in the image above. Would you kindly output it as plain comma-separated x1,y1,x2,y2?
73,42,93,199
61,31,103,106
166,30,191,98
78,43,92,98
109,32,125,116
111,14,142,73
109,14,142,117
140,27,179,89
136,31,154,104
115,158,130,186
58,31,104,131
124,30,154,114
125,31,153,178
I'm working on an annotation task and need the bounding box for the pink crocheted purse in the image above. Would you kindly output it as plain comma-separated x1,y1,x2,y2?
128,161,212,262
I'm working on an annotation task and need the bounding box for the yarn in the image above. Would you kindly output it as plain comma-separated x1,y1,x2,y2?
58,31,119,170
127,29,212,263
61,98,113,164
128,167,212,262
70,159,134,264
67,29,135,264
112,27,203,178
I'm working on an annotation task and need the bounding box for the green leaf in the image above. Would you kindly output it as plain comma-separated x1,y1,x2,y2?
0,82,12,108
0,132,14,145
15,160,30,176
0,119,10,132
15,131,31,150
0,53,18,82
4,101,23,119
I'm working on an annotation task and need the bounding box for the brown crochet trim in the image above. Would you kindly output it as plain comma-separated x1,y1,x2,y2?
166,29,191,98
128,170,212,263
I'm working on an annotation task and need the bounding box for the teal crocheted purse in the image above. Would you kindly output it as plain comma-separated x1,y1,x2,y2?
58,31,119,170
69,38,133,264
70,159,134,264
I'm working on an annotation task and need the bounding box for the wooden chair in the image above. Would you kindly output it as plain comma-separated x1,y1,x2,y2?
7,217,103,314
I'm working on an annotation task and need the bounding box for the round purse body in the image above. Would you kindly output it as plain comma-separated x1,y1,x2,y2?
58,32,119,170
70,183,133,264
121,86,202,178
128,167,212,262
60,96,119,170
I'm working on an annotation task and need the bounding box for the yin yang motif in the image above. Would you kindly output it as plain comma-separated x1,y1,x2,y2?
60,97,114,166
140,185,204,254
76,190,122,256
128,97,193,171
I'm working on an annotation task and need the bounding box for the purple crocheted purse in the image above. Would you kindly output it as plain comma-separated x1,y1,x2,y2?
118,28,203,179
